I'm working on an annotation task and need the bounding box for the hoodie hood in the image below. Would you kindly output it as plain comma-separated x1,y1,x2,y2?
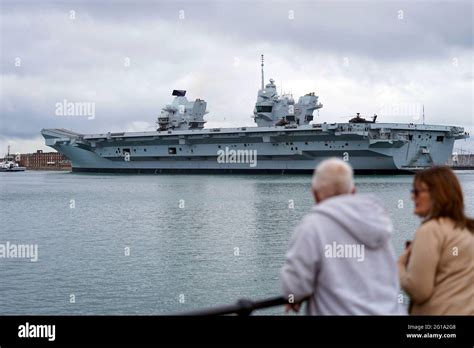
310,194,393,249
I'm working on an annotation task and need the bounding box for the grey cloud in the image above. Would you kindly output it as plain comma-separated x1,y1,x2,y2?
0,0,472,144
3,1,472,61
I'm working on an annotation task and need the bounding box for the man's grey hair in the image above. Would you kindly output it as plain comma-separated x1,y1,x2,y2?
312,158,355,199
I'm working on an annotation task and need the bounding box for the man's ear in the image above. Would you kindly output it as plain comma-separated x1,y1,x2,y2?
351,186,356,194
312,188,320,203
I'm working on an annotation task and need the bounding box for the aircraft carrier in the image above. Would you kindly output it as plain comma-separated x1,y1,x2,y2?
41,56,469,174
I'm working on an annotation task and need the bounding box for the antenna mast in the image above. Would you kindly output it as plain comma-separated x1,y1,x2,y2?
261,54,264,90
422,105,425,125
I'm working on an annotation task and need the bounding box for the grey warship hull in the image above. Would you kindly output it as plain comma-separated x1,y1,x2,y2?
41,122,467,174
40,56,469,174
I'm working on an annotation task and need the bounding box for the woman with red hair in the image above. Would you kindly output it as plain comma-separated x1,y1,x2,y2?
398,166,474,315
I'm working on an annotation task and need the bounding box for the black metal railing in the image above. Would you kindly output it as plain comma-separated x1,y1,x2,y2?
178,296,290,316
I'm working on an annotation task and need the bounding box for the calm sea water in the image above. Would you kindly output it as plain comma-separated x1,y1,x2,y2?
1,171,473,315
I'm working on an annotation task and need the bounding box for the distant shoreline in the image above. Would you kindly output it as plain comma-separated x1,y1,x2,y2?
451,167,474,170
14,166,474,173
23,167,71,171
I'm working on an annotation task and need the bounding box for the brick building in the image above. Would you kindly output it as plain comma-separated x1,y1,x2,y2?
18,150,71,170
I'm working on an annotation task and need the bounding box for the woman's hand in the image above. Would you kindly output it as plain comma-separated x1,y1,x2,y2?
398,243,412,268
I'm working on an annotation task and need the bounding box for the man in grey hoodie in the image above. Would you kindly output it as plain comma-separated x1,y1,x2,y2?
280,158,404,315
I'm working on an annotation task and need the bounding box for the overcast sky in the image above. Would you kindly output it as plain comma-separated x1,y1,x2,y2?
1,0,473,154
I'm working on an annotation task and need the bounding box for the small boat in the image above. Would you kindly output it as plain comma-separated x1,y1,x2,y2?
0,160,26,172
0,146,26,172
